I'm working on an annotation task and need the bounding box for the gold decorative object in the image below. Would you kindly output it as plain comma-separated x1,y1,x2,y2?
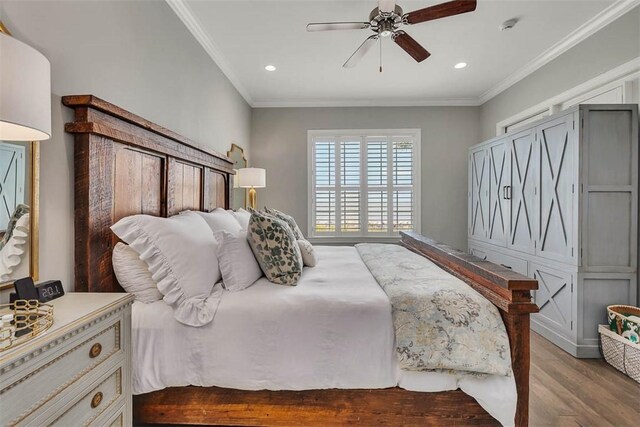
227,143,248,210
0,299,53,352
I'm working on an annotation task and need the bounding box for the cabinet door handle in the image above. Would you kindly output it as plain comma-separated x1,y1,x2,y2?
91,391,103,409
500,263,512,270
502,186,508,199
89,343,102,358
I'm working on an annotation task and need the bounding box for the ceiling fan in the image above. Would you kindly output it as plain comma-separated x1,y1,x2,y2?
307,0,477,70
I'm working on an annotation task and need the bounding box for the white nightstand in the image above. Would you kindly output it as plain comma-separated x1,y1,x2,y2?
0,293,134,426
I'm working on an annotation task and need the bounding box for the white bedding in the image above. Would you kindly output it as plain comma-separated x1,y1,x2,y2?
132,246,517,426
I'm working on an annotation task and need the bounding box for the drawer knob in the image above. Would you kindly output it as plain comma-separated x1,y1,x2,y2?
91,391,103,409
89,343,102,358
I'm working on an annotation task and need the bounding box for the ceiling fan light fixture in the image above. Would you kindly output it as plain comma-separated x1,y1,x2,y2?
454,62,467,69
264,65,277,71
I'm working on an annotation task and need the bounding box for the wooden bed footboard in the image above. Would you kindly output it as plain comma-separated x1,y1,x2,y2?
400,231,539,427
65,95,539,426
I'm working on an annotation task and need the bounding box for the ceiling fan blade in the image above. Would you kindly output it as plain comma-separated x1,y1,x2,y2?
404,0,477,25
378,0,397,13
343,35,379,68
307,22,370,32
393,31,430,62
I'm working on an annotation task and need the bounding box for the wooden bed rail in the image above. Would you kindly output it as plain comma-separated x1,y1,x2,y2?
401,231,539,427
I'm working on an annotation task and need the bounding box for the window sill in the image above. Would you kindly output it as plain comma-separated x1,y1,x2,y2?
308,236,402,245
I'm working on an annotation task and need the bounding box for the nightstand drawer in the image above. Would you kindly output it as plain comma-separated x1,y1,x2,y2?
50,365,123,426
1,318,122,425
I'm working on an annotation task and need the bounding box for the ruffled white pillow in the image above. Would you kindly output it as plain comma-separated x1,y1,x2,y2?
215,230,262,291
112,243,163,303
111,212,222,326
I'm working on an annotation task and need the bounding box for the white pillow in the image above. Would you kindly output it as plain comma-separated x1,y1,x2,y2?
193,208,243,233
231,208,251,230
297,239,318,267
215,230,263,291
111,212,222,326
112,243,163,303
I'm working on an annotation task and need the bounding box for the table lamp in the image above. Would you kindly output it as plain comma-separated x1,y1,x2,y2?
238,168,266,210
0,24,51,141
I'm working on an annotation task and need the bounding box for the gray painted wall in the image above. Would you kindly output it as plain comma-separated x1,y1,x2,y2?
0,0,252,290
251,107,480,251
480,9,640,140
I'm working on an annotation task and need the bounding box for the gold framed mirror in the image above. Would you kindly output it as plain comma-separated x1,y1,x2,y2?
0,141,39,290
227,143,247,210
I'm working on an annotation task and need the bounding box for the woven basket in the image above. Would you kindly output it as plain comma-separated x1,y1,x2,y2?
607,305,640,344
599,325,640,383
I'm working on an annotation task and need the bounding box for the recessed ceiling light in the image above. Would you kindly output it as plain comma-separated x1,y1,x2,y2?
265,65,277,71
454,62,467,69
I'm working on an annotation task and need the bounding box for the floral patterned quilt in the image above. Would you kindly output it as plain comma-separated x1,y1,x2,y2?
356,244,512,377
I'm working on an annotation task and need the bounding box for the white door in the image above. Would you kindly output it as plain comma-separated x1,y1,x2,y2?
469,146,488,241
531,263,574,337
535,114,576,264
507,129,536,255
487,140,509,246
0,142,26,231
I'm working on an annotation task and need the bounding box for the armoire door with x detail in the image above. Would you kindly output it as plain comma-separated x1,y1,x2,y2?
536,114,576,264
507,129,535,254
531,263,574,337
469,146,488,241
487,140,509,246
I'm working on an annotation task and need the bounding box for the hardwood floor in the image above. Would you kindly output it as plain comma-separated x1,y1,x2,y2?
530,332,639,426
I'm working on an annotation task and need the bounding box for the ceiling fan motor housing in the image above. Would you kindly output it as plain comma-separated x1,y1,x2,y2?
369,5,404,36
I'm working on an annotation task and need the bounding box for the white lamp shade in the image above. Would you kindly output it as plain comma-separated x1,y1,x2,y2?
238,168,266,188
0,32,51,141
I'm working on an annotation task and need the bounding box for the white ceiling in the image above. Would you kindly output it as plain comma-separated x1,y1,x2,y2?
173,0,625,106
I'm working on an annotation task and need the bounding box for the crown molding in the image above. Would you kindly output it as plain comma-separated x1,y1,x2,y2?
165,0,253,106
478,0,639,104
252,98,482,108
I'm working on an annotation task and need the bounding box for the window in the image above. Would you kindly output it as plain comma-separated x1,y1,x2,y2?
308,129,421,239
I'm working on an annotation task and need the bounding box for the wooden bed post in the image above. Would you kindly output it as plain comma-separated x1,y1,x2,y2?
503,312,531,426
400,232,539,427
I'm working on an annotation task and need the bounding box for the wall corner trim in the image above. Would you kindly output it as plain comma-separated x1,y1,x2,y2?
165,0,254,106
478,0,639,104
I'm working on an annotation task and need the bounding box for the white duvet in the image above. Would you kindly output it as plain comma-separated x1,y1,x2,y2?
132,246,517,426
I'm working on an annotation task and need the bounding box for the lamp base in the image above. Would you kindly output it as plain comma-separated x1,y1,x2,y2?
247,187,257,210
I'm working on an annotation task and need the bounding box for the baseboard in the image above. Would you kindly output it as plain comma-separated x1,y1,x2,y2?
531,319,603,359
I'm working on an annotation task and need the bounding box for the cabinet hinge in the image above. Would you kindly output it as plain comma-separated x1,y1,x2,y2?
571,321,573,330
573,120,575,130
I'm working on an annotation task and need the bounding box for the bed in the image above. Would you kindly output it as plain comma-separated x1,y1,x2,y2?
64,95,539,426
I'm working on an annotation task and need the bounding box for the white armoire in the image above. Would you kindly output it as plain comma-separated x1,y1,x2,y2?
468,104,638,358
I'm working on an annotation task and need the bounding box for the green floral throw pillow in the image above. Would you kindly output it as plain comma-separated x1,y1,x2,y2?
247,210,303,285
265,208,305,240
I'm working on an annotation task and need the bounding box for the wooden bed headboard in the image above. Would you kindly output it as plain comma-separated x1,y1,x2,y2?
63,95,234,293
